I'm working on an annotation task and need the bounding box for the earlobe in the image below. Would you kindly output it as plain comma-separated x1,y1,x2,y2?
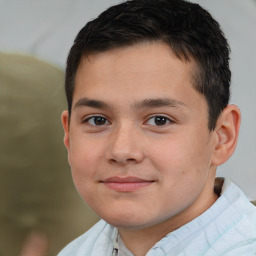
61,110,70,152
211,105,241,166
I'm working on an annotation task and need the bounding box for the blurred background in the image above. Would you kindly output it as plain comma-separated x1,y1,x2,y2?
0,0,255,255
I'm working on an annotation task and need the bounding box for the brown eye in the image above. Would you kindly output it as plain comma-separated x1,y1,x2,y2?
86,116,109,126
146,116,172,126
154,116,168,126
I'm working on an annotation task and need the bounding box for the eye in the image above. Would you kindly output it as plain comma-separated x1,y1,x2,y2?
146,116,172,126
84,116,110,126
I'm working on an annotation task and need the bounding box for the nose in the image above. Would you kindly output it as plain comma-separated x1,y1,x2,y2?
106,123,144,165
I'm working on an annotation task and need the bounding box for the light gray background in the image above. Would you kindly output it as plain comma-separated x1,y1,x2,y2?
1,0,255,199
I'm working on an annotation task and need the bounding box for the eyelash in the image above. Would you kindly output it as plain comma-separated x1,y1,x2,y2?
83,115,110,126
145,115,173,126
82,115,174,127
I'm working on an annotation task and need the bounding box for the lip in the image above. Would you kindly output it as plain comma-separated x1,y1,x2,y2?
101,176,154,192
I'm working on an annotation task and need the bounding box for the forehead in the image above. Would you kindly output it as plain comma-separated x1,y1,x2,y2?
77,43,194,85
73,42,203,110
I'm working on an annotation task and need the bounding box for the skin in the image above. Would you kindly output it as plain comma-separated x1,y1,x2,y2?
62,42,240,256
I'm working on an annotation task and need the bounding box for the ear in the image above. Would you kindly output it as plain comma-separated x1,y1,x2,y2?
211,105,241,166
61,110,70,153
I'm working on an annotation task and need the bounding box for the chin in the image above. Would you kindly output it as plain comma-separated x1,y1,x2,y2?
101,212,157,230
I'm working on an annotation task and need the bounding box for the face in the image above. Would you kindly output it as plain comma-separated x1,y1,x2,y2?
62,43,218,231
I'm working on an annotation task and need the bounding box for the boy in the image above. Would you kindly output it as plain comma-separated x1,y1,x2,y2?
59,0,256,255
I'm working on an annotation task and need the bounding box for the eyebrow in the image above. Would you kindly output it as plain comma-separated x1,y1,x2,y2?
73,97,186,110
74,98,109,110
132,98,186,109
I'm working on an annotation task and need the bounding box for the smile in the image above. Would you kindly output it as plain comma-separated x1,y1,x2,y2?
101,176,154,192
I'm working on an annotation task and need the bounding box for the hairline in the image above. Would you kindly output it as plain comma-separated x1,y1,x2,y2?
68,40,212,128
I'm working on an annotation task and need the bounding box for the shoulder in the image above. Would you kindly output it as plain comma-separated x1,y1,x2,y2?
205,179,256,255
57,219,116,256
157,179,256,255
221,179,256,226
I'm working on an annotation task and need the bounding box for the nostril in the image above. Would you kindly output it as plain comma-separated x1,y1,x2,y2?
110,159,117,164
109,157,136,165
127,158,136,162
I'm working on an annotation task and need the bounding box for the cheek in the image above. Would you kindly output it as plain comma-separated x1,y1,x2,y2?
69,146,100,205
148,136,189,172
148,133,211,181
68,137,104,186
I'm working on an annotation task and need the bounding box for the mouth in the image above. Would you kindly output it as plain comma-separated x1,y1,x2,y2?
101,176,155,192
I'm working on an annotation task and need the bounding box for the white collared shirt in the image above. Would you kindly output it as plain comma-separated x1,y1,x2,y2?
58,179,256,256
